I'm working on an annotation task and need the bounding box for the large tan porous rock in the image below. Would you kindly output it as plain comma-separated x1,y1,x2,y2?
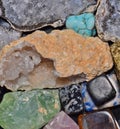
0,30,113,91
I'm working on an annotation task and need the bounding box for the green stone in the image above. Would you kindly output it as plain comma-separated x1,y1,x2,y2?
0,89,60,129
111,42,120,81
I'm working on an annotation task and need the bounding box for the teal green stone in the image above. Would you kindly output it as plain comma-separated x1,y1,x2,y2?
66,13,96,37
0,89,60,129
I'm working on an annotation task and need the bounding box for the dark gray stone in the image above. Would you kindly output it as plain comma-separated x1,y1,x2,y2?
96,0,120,42
0,19,21,50
0,0,97,31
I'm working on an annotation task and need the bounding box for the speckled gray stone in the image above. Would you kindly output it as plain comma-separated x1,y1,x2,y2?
0,0,97,31
0,19,21,50
96,0,120,42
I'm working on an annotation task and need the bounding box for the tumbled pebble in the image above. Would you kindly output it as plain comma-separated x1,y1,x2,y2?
66,13,96,36
59,84,84,114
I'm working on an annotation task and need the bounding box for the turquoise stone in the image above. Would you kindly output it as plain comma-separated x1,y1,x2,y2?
66,13,96,37
0,89,60,129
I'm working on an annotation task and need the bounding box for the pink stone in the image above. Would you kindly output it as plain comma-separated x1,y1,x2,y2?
43,111,79,129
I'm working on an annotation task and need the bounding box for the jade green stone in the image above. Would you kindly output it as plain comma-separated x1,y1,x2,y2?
66,13,96,37
111,42,120,81
0,89,60,129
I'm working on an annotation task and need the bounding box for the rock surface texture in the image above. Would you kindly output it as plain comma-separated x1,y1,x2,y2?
0,19,21,50
43,111,79,129
96,0,120,42
0,30,113,91
0,0,97,31
0,89,60,129
111,42,120,81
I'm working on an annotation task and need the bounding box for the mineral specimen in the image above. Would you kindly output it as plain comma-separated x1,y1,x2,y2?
78,111,117,129
0,19,21,50
0,30,113,90
0,89,60,129
59,84,84,114
0,0,97,31
87,75,116,106
66,13,96,37
43,111,79,129
96,0,120,42
111,42,120,81
81,71,120,112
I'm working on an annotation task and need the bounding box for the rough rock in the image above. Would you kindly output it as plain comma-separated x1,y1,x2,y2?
0,30,113,91
66,13,96,37
0,19,21,50
0,0,97,31
111,42,120,81
0,89,60,129
43,111,79,129
96,0,120,42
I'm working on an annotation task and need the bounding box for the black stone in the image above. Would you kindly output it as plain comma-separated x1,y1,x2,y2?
87,75,116,106
59,84,84,115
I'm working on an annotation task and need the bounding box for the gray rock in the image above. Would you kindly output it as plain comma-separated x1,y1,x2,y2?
96,0,120,42
0,0,97,31
0,19,21,50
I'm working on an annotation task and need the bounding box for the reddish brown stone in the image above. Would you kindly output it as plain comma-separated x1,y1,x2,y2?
0,30,113,90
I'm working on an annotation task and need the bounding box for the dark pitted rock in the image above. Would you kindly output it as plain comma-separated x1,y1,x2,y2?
96,0,120,42
0,89,60,129
0,19,21,50
0,0,97,31
111,42,120,81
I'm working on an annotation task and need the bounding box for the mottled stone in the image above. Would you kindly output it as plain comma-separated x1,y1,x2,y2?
96,0,120,42
81,71,120,112
87,75,116,106
0,0,97,31
0,19,21,50
111,42,120,81
0,89,60,129
78,111,117,129
0,30,113,90
59,84,84,114
43,111,79,129
66,13,96,37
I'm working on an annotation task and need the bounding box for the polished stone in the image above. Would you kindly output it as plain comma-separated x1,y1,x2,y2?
43,111,79,129
87,75,116,106
59,84,84,114
78,111,117,129
66,13,96,36
0,89,60,129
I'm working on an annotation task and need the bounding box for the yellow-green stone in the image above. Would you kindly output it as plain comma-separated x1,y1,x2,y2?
0,89,60,129
111,42,120,81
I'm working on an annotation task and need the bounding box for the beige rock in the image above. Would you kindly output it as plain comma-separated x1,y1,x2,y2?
0,30,113,91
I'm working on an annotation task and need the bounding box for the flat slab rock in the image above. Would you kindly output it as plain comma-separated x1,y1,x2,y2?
43,111,79,129
0,19,21,50
0,0,97,31
96,0,120,42
0,89,60,129
0,30,113,91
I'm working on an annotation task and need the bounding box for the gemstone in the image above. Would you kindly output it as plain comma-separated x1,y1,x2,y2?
43,111,79,129
66,13,96,37
59,84,84,114
78,111,117,129
81,71,120,112
96,0,120,42
0,30,113,90
87,75,116,106
0,0,97,31
111,42,120,82
0,89,60,129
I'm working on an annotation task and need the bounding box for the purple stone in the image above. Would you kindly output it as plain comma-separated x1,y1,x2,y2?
43,111,79,129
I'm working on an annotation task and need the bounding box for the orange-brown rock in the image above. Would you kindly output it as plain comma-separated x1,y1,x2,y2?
0,30,113,91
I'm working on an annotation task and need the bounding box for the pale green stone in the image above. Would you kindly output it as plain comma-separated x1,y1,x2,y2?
0,89,60,129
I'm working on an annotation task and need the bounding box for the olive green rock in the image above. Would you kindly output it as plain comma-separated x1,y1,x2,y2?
111,42,120,81
0,89,60,129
